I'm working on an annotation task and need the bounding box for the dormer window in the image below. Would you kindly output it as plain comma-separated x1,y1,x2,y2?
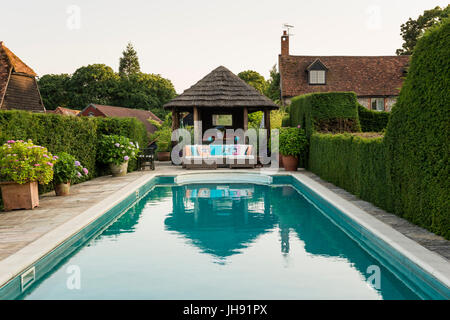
309,70,326,84
307,59,328,85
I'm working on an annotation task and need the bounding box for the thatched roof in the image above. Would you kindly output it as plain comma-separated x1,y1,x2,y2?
164,66,279,110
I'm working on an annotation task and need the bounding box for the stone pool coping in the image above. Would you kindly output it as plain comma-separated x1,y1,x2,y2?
0,165,449,292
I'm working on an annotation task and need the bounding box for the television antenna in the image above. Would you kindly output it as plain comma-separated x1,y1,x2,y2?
283,23,294,36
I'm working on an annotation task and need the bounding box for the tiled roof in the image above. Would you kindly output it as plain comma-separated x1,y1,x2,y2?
53,106,80,116
0,42,36,76
0,42,44,112
88,104,162,133
279,55,410,97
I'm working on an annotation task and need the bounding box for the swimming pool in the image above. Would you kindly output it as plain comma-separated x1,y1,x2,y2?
1,174,449,299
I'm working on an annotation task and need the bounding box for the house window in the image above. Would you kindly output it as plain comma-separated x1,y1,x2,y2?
212,114,232,126
309,70,326,84
371,98,385,111
88,111,95,117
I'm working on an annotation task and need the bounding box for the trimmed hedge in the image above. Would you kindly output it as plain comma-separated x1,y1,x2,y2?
0,111,98,177
357,104,390,132
289,92,361,137
384,20,449,238
0,110,148,177
309,133,388,210
306,21,449,239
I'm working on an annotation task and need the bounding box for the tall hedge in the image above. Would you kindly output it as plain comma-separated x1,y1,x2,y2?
0,110,148,176
309,133,388,211
0,111,98,176
384,20,449,238
357,104,390,132
289,92,361,138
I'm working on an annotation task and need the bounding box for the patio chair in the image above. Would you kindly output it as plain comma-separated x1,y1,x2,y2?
138,147,155,170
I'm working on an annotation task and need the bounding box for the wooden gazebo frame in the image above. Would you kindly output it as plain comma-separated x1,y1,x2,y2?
164,66,279,144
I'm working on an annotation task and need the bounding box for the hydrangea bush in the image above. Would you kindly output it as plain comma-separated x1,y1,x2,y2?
53,152,89,184
98,134,140,165
0,140,56,185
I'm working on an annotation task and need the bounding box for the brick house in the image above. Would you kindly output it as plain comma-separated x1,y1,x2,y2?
79,104,162,135
0,42,45,112
278,31,410,111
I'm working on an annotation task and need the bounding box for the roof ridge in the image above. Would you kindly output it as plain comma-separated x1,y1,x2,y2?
0,42,37,76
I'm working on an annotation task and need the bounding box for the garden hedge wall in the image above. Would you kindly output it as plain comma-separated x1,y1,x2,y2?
309,133,389,211
289,92,361,138
357,104,390,132
384,20,449,238
305,21,449,239
0,110,148,176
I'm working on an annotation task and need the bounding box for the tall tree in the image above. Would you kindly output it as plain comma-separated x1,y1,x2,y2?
265,64,280,103
68,64,119,108
396,5,449,55
38,74,72,110
238,70,268,94
119,42,141,77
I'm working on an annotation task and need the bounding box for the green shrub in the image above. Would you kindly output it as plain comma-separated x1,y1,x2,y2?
53,152,89,184
289,92,361,138
279,127,308,156
384,20,449,238
95,117,148,171
309,133,388,210
97,134,140,165
357,104,390,132
0,139,56,185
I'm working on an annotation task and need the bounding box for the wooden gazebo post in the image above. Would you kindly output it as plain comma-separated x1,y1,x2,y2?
264,108,271,140
243,107,248,131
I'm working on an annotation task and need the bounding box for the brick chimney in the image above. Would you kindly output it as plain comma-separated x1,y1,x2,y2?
281,30,289,56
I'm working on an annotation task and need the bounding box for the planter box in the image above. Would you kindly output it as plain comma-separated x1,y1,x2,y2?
157,151,170,161
0,181,39,211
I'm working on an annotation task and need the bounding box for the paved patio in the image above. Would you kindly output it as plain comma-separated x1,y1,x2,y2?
0,162,448,274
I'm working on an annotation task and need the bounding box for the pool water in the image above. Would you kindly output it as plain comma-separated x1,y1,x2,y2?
21,183,420,299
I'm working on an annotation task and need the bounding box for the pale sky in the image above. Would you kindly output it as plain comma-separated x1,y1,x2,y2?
1,0,448,93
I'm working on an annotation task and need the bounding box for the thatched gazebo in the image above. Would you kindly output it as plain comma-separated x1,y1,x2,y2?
163,66,279,144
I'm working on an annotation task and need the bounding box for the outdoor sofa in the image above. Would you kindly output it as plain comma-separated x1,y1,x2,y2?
182,144,255,169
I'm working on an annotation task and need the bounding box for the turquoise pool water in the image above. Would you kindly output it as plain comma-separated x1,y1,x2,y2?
18,181,423,300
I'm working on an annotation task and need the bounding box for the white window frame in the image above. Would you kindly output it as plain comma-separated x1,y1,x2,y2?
309,70,326,84
371,98,385,111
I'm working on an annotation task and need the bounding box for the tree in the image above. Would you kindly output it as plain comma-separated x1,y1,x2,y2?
238,70,268,94
68,64,119,108
110,72,176,119
37,74,72,110
265,64,281,103
119,42,141,77
396,5,449,55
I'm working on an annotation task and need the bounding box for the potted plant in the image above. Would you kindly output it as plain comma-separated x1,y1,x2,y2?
98,134,140,177
279,126,308,171
53,152,89,196
149,117,172,161
0,140,56,210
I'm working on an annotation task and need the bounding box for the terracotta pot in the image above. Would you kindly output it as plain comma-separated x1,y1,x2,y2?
55,182,71,196
110,161,129,177
282,155,299,171
157,151,170,161
0,181,39,211
278,152,284,168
